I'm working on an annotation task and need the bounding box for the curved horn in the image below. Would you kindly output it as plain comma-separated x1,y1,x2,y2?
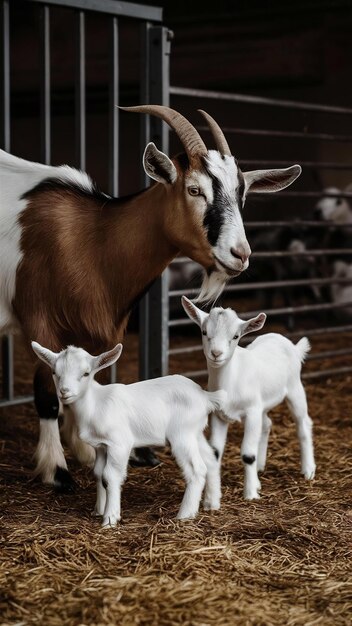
119,105,207,160
198,109,231,157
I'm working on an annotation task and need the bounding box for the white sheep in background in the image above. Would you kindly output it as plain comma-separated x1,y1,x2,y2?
331,260,352,318
182,297,316,500
31,341,227,527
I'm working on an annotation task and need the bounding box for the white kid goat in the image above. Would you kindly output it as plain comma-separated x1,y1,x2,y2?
182,297,316,500
31,341,227,527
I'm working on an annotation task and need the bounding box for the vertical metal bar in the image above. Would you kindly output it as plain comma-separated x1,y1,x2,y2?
139,25,172,380
0,0,14,402
0,0,10,151
109,16,119,382
109,16,119,197
75,10,85,170
40,5,51,164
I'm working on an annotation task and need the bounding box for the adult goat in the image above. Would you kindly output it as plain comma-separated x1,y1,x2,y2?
0,105,301,489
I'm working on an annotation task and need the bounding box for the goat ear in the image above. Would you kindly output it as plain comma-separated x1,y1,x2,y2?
31,341,59,368
241,313,266,337
181,296,208,328
244,165,301,194
93,343,123,372
143,142,177,185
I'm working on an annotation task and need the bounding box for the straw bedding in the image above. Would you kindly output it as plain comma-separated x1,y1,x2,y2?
0,336,351,626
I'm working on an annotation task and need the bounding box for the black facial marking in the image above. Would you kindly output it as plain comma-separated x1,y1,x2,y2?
203,172,226,246
242,454,256,465
212,446,220,461
237,169,245,213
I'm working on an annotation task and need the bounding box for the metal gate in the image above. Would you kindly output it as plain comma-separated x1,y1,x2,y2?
0,0,170,407
163,87,352,382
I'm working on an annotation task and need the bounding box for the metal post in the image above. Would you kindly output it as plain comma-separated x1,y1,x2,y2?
75,10,86,170
0,0,14,403
139,24,172,380
40,5,51,164
109,15,119,383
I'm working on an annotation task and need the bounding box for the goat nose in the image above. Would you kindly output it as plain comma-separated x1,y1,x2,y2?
231,245,251,264
211,349,223,359
60,386,69,396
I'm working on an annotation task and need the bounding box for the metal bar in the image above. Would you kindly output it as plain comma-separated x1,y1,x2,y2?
169,325,352,357
251,249,352,258
197,126,352,143
244,221,352,228
170,86,352,115
239,160,352,170
302,366,352,380
307,348,352,360
0,0,10,151
40,5,51,164
109,16,119,197
75,10,85,170
0,1,14,403
179,366,352,382
28,0,163,22
108,15,119,384
257,191,352,198
169,300,352,328
169,276,352,298
139,24,171,380
0,395,34,408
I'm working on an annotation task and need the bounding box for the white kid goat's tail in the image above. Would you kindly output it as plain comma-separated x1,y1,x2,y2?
206,389,228,413
295,337,311,363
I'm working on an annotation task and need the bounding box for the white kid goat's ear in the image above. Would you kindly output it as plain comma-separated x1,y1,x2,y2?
93,343,123,372
143,142,177,185
181,296,209,328
31,341,59,368
244,165,301,194
241,313,267,337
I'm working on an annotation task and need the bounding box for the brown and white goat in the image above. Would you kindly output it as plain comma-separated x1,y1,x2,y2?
0,105,301,489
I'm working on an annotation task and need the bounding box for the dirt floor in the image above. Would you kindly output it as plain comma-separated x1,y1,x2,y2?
0,334,352,626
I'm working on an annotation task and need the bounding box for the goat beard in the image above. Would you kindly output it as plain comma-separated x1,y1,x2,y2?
194,269,228,305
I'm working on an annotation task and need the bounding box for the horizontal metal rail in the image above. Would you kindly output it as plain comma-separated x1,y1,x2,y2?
244,221,352,228
170,86,352,115
169,276,352,299
239,160,352,170
0,395,34,408
169,300,352,328
178,366,352,381
252,249,352,258
169,325,352,357
28,0,163,21
197,125,352,143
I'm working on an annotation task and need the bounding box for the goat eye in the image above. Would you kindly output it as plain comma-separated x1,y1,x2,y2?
188,186,200,196
233,335,239,340
83,372,90,377
202,330,207,336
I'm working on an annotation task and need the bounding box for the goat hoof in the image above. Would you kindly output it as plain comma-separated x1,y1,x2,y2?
101,515,120,528
53,467,77,493
302,467,316,480
244,492,260,501
176,511,197,520
129,447,161,468
203,499,220,511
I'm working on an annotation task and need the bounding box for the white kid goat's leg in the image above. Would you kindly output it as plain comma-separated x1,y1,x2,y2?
102,446,130,528
257,413,272,472
286,383,316,480
241,409,262,500
92,446,107,517
198,433,222,511
173,439,207,520
209,413,229,462
61,409,95,468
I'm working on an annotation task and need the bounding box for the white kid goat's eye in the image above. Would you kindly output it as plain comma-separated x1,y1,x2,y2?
188,186,200,196
202,329,207,336
83,372,90,377
233,335,239,340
